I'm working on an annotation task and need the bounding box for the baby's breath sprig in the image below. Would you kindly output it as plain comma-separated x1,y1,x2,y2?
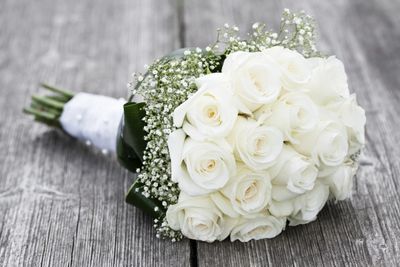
219,9,320,58
277,9,320,57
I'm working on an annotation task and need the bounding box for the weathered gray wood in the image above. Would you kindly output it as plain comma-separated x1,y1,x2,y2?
2,0,400,266
183,0,400,266
0,0,191,266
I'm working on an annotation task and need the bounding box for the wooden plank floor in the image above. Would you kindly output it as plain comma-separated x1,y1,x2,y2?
0,0,399,266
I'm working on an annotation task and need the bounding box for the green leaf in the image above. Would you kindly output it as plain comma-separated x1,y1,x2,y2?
118,102,163,214
123,102,146,158
116,135,142,172
125,178,164,218
116,102,147,172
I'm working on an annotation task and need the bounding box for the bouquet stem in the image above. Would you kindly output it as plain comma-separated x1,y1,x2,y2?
23,83,74,128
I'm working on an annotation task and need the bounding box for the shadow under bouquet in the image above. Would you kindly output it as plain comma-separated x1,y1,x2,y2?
24,9,366,242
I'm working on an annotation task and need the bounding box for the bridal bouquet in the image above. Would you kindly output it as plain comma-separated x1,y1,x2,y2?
24,9,366,242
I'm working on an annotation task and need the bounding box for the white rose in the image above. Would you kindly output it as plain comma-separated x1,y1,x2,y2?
173,73,238,140
328,94,366,154
305,56,350,105
217,164,272,215
166,192,236,242
222,51,282,112
269,145,318,194
288,182,330,226
320,161,357,201
230,213,286,242
293,112,349,167
228,117,283,170
269,198,296,218
256,92,319,143
167,130,236,195
262,46,312,90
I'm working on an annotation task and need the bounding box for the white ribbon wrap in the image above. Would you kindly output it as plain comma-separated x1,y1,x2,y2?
60,93,125,153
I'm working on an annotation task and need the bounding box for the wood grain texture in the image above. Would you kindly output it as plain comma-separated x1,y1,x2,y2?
183,0,400,266
1,0,400,266
0,0,190,266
